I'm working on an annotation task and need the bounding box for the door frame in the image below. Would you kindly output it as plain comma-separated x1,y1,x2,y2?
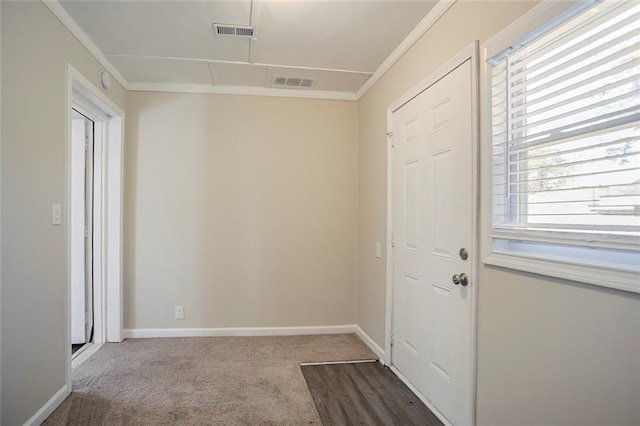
65,64,124,388
384,41,480,426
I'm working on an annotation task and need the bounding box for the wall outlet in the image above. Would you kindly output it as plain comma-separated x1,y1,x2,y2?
375,242,382,259
174,305,184,320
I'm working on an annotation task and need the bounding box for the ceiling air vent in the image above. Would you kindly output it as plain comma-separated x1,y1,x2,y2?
212,24,255,37
273,77,314,89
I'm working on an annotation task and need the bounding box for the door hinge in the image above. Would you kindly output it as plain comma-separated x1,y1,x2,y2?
386,131,395,148
390,332,395,346
84,224,89,238
85,137,89,151
391,233,395,248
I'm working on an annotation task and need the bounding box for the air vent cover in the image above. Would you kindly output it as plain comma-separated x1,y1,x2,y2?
285,78,302,87
213,24,254,37
273,76,314,89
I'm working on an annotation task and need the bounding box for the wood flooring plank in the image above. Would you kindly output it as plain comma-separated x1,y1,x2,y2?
301,361,445,426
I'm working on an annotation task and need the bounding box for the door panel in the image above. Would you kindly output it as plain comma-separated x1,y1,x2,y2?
403,159,419,251
71,112,95,346
391,59,473,426
85,120,94,342
71,118,87,345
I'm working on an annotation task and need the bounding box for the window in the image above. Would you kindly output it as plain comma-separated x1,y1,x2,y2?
484,0,640,292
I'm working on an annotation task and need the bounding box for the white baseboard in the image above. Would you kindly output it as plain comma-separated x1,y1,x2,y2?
122,324,357,339
23,384,70,426
354,325,386,361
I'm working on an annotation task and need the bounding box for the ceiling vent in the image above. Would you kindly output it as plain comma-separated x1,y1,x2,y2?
273,76,314,89
213,24,254,37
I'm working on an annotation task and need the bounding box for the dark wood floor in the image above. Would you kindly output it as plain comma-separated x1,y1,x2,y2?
301,361,444,426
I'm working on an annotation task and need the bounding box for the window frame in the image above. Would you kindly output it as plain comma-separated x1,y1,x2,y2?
481,0,640,294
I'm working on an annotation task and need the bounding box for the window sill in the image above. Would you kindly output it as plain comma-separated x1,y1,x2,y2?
484,251,640,294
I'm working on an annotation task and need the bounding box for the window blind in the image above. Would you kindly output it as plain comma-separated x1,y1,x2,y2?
490,0,640,254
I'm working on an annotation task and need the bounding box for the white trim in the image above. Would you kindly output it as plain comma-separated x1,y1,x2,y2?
482,0,583,61
390,366,453,426
127,83,357,101
480,0,640,295
42,1,128,89
354,325,386,362
22,385,70,426
388,44,476,113
300,360,378,366
356,0,456,100
0,2,3,421
71,343,103,370
68,67,125,117
65,64,124,410
105,115,124,343
385,106,395,367
485,252,640,294
91,122,105,344
469,43,481,426
386,42,480,426
123,325,357,339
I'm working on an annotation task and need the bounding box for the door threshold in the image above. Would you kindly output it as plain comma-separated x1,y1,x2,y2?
71,343,102,370
300,359,379,366
71,342,91,359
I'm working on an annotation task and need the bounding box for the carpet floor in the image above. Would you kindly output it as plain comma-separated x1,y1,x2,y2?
44,334,376,425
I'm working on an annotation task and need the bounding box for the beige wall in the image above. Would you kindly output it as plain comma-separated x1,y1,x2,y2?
3,1,639,425
357,1,640,425
124,92,358,329
0,2,126,424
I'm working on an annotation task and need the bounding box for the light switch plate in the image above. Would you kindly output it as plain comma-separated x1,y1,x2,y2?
51,203,62,225
375,242,382,258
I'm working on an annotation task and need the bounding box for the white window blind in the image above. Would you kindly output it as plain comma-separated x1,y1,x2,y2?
487,0,640,282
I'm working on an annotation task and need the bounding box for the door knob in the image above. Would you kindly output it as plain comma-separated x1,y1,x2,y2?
452,273,469,286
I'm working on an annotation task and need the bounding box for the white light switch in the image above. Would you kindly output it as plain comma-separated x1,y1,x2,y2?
375,242,382,259
51,203,62,225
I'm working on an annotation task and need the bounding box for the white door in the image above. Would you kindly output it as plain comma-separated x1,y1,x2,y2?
391,59,474,426
71,111,94,345
84,120,94,341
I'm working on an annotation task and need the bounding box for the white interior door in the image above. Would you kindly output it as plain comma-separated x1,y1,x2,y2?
391,59,474,426
71,111,94,345
84,120,94,341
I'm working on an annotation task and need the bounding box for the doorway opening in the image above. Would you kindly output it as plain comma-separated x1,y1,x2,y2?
65,65,124,387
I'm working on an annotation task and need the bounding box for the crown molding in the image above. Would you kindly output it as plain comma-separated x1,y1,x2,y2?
42,0,129,89
41,0,456,101
355,0,457,100
127,82,358,101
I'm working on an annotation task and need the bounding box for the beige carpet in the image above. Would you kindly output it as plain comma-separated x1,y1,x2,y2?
44,334,376,425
